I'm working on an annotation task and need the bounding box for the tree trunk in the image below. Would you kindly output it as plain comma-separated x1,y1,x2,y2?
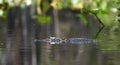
21,6,32,65
53,9,60,37
6,7,18,65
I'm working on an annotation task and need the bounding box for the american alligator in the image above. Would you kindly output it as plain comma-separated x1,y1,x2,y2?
34,37,97,44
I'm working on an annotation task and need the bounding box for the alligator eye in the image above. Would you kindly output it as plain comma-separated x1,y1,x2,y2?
51,39,55,42
56,39,60,42
62,39,65,40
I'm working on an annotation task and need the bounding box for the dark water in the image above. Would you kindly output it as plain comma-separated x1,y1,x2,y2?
38,40,120,65
0,15,120,65
37,26,120,65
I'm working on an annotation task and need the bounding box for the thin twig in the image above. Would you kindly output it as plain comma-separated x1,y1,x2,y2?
94,25,104,39
93,13,105,38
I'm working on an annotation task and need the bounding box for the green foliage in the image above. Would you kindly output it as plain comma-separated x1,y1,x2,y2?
0,2,10,18
37,0,50,14
51,0,72,9
0,12,7,18
33,15,51,23
0,0,120,26
42,3,50,13
97,30,120,50
98,42,120,50
77,14,87,24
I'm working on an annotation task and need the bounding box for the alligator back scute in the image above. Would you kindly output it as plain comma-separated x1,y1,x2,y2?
67,38,96,44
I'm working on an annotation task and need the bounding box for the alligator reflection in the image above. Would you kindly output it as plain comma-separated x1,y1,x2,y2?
34,37,97,44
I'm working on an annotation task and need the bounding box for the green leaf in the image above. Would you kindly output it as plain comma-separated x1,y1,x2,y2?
34,15,51,23
42,3,50,13
77,14,87,24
